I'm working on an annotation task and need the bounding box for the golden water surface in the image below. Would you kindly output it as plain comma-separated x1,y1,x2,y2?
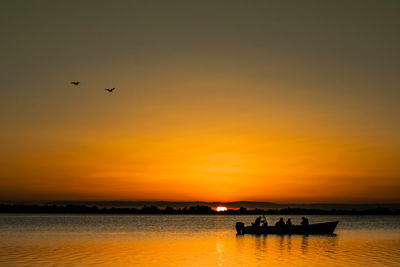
0,215,399,266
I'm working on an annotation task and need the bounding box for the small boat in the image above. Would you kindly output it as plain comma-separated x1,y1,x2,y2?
236,220,339,235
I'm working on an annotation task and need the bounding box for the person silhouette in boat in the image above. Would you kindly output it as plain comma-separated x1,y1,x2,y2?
301,217,309,227
254,216,262,227
275,217,285,228
285,218,292,227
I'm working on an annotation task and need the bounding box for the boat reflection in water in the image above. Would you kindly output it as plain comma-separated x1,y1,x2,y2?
235,232,340,264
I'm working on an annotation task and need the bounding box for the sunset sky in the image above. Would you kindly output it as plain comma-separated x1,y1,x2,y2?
1,1,400,203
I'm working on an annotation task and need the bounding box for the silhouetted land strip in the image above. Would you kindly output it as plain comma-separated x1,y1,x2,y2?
45,201,400,210
0,204,399,215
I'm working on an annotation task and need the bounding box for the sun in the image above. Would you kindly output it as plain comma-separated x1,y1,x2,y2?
216,206,227,212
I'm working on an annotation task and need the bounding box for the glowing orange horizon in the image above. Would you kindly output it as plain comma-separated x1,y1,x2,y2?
2,122,399,203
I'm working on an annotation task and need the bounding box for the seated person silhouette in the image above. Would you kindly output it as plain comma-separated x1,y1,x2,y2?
275,217,285,228
301,217,309,227
254,216,262,227
286,218,292,227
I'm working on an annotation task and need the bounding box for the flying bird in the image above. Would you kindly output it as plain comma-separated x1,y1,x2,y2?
105,88,115,92
71,81,80,85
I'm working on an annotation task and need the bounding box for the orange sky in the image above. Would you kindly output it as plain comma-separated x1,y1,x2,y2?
1,1,400,203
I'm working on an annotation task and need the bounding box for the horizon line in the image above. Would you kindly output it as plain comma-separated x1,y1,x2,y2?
2,200,400,206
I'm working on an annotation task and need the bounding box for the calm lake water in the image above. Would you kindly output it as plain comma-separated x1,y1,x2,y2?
0,214,399,266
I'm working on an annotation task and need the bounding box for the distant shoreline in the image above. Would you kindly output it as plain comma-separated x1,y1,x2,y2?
3,201,400,210
1,204,399,215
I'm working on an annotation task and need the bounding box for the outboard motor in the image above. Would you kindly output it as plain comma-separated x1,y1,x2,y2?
236,222,245,235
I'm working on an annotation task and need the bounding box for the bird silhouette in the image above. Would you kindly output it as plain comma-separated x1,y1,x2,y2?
71,81,80,85
105,88,115,92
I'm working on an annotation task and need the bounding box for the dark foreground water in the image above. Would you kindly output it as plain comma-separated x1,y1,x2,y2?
0,214,399,266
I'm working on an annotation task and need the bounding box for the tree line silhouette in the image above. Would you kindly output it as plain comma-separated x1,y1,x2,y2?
0,204,399,215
